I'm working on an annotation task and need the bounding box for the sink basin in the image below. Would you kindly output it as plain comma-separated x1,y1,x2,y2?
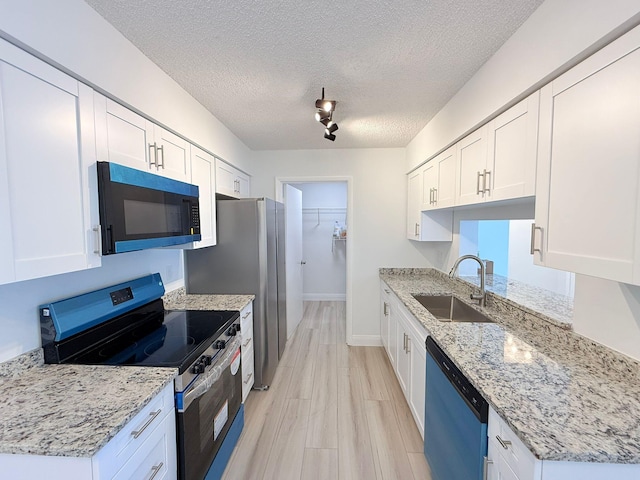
412,295,494,323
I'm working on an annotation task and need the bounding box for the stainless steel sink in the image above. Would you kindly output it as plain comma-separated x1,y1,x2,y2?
412,295,494,323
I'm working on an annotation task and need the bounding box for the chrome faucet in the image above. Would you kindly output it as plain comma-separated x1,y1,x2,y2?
449,255,486,307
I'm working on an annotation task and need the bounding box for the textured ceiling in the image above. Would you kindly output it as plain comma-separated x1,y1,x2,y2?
84,0,544,150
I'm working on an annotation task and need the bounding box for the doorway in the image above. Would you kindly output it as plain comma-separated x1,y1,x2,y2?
276,176,352,344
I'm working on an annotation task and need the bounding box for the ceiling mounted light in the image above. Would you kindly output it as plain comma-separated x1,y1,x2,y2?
314,87,339,141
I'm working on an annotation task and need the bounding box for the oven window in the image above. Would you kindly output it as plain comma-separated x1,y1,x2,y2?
123,199,182,235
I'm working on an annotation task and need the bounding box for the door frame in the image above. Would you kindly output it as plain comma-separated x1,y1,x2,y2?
275,176,354,345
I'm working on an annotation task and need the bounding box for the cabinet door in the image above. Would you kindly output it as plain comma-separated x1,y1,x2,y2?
189,146,217,249
387,297,398,368
0,41,100,285
436,146,457,208
421,161,438,210
94,94,154,171
488,92,539,202
407,169,422,239
534,27,640,284
456,126,488,206
395,313,411,397
153,125,190,182
409,334,426,437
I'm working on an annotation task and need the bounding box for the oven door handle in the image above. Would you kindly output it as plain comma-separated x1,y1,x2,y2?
181,337,241,411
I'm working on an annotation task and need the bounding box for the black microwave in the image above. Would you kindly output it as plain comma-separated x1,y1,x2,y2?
97,161,201,255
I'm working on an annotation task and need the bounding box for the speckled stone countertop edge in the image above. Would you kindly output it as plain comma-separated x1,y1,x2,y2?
379,267,640,464
0,352,177,457
163,288,254,312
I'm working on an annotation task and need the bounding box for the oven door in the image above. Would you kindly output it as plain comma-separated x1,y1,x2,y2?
177,344,242,480
97,161,201,254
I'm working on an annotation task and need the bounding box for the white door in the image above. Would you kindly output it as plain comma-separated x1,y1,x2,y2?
284,184,303,338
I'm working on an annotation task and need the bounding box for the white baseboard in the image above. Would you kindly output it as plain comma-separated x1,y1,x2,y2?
303,293,346,301
348,335,383,347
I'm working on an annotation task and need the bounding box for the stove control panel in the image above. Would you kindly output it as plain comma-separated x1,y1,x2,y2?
110,287,134,306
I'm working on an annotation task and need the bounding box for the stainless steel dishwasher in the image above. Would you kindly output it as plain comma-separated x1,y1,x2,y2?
424,336,489,480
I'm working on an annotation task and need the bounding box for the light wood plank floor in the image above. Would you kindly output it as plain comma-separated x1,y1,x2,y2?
222,301,433,480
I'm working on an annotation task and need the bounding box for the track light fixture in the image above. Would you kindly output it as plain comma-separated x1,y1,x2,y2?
314,88,339,141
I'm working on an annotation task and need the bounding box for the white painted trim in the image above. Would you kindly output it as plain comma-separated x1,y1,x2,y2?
275,176,355,345
349,335,383,347
303,293,346,301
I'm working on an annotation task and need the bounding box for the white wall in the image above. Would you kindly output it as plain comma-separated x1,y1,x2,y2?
406,0,640,171
0,0,252,362
0,0,252,171
252,149,436,345
291,183,347,301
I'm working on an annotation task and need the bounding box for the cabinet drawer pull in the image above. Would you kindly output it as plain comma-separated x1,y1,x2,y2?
148,142,157,167
242,311,251,319
483,169,491,194
496,435,512,450
530,223,542,255
243,338,252,347
415,222,420,237
406,336,411,353
476,171,484,195
149,462,164,480
383,302,389,316
156,144,164,169
244,372,254,384
131,409,162,439
92,225,102,254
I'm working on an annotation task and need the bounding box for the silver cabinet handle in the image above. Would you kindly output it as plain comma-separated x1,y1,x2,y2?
300,260,306,265
149,462,164,480
403,333,408,352
406,336,411,353
243,372,254,384
483,169,491,194
156,144,164,169
476,171,484,195
148,142,157,168
496,435,512,450
483,457,493,480
433,188,438,205
242,337,251,347
92,225,102,254
530,223,542,255
242,311,251,319
383,302,389,316
429,187,434,205
414,222,420,237
384,289,390,294
131,409,162,439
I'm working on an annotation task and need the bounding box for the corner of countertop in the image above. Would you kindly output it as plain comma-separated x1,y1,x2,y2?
0,348,44,378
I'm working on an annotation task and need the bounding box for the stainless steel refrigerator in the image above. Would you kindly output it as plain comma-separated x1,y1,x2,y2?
184,197,286,390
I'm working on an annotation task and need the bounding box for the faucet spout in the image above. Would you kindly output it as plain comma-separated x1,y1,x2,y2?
449,254,486,307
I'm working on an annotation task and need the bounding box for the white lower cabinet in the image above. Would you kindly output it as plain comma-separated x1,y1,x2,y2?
0,383,177,480
380,282,392,352
240,302,255,402
487,406,640,480
381,281,428,437
0,38,101,286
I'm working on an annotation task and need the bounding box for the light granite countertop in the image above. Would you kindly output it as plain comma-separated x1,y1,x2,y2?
380,268,640,464
0,349,176,457
163,288,254,312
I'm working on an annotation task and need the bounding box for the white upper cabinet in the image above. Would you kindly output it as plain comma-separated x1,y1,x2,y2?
487,92,539,202
215,159,250,198
94,95,190,182
457,92,539,206
421,146,456,210
189,146,217,249
533,25,640,285
456,126,488,206
0,39,100,285
407,168,453,242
